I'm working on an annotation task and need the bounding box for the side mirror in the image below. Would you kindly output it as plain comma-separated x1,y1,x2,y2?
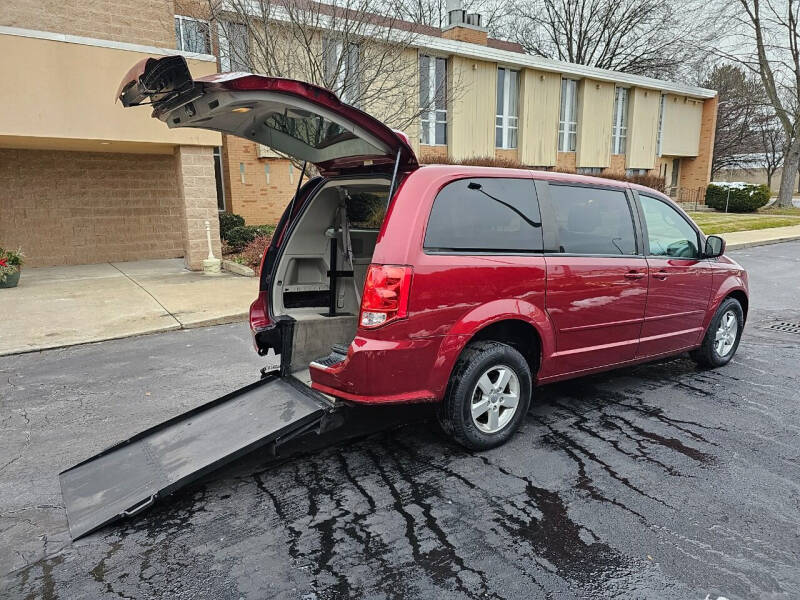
704,235,726,258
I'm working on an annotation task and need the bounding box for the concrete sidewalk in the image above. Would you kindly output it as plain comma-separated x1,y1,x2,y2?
722,224,800,249
0,259,257,356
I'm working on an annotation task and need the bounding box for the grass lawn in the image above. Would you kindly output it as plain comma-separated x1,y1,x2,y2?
688,210,800,235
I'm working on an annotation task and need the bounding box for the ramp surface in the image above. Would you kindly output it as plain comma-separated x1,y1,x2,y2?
60,376,329,539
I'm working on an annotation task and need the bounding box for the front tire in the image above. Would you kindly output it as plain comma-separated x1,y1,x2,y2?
437,341,532,451
690,297,744,368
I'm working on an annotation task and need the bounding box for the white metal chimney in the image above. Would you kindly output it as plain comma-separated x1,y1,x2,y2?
447,0,466,26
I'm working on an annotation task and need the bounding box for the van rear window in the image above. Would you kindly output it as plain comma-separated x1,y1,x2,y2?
424,178,542,252
548,185,637,255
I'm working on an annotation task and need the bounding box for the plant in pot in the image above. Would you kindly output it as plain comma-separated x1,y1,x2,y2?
0,247,24,288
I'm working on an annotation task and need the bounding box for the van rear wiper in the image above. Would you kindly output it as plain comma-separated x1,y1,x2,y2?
467,182,541,228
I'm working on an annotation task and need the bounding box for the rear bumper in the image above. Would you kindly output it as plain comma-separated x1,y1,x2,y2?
309,335,445,405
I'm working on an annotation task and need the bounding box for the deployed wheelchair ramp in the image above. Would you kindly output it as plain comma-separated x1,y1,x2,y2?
59,375,332,539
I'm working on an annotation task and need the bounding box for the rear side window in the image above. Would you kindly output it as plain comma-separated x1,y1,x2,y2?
549,184,637,255
424,178,542,252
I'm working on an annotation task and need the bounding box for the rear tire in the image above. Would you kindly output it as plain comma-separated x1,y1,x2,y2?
437,341,532,451
690,297,744,368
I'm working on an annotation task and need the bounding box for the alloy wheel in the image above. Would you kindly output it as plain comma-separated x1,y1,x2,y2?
470,365,520,434
714,309,739,357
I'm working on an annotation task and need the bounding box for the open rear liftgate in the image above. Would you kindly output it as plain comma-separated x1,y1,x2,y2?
59,374,335,539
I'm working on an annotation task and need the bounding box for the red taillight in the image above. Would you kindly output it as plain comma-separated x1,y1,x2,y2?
359,265,412,328
249,291,271,332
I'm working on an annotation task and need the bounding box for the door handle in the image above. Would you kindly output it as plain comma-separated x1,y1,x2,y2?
624,271,646,280
652,270,669,280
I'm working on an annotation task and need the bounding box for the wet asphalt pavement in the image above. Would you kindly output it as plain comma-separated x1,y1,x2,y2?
1,242,799,599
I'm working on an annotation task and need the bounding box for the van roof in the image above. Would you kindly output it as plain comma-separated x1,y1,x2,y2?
417,164,667,198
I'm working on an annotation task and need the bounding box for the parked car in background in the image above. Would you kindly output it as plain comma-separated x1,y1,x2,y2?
120,56,749,450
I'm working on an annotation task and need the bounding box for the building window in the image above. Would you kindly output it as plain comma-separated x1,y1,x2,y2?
576,167,602,175
323,37,360,106
611,87,629,155
175,16,210,54
626,168,648,177
213,148,225,211
657,94,666,156
420,55,447,146
219,22,249,71
496,68,519,149
558,79,578,152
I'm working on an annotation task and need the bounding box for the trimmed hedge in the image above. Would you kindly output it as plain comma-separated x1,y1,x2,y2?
706,183,770,212
219,212,245,239
224,224,276,251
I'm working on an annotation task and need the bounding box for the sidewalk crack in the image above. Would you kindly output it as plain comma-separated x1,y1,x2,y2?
108,263,182,328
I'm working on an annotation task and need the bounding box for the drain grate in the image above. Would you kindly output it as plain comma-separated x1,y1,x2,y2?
767,321,800,334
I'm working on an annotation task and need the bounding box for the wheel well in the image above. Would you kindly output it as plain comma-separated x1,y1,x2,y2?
726,290,749,321
468,319,541,376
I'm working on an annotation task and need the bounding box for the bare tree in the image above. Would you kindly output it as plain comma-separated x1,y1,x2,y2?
207,0,416,127
756,112,786,187
499,0,712,78
702,64,766,178
717,0,800,207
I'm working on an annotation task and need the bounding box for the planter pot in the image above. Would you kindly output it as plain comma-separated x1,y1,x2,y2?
0,270,20,288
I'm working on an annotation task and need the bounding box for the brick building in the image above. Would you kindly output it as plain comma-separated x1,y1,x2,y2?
0,2,222,268
215,6,718,225
0,2,718,268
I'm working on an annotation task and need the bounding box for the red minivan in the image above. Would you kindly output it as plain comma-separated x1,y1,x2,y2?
120,57,749,450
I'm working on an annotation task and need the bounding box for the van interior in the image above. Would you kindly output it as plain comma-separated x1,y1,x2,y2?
270,177,392,375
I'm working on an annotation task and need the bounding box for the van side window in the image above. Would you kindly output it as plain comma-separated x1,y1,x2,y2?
424,178,542,252
639,195,700,258
549,185,637,255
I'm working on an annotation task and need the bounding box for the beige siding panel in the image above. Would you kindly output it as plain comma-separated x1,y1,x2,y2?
448,56,496,160
362,47,420,155
576,79,614,168
661,94,703,157
518,69,560,166
626,87,660,169
0,33,220,149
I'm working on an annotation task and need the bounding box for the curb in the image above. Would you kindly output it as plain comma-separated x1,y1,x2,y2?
725,235,800,250
0,313,249,357
221,260,255,277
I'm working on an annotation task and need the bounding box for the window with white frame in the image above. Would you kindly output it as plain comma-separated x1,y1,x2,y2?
611,87,629,154
175,16,210,54
558,79,578,152
496,68,519,149
656,94,666,156
323,37,360,106
218,22,249,71
419,55,447,145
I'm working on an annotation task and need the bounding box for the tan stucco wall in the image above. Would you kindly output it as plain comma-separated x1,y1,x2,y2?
626,87,660,170
448,56,496,160
0,33,221,152
519,69,560,166
661,94,703,157
576,79,614,168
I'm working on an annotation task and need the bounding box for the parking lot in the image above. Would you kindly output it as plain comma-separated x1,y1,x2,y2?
2,242,799,599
